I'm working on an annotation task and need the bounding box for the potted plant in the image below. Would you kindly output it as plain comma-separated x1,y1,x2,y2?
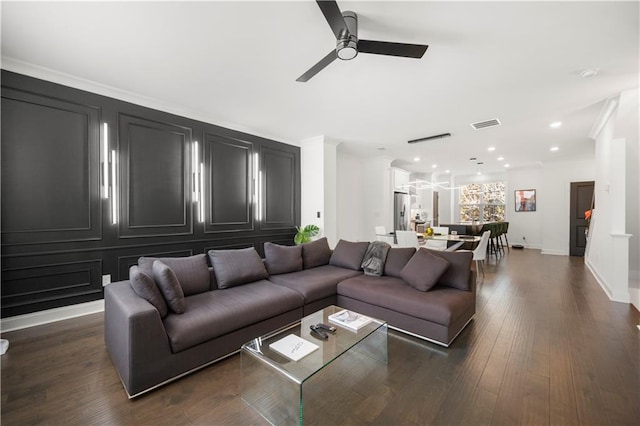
294,224,319,245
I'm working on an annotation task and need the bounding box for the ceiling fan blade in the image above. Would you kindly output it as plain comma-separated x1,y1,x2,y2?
316,0,349,39
296,50,338,82
358,40,428,58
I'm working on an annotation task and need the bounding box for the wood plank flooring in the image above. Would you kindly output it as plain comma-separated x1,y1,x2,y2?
2,249,639,425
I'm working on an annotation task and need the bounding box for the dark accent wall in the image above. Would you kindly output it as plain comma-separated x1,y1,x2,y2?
1,70,301,318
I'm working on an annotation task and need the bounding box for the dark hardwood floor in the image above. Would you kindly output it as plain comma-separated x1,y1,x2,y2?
2,249,639,425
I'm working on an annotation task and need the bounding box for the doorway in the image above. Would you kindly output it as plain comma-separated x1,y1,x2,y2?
569,181,594,256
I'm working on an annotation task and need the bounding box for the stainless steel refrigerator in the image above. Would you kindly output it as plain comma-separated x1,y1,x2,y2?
393,192,410,232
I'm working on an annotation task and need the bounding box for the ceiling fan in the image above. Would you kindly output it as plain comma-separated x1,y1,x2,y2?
297,0,429,82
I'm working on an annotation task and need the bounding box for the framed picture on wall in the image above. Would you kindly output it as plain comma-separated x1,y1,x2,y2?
515,189,536,212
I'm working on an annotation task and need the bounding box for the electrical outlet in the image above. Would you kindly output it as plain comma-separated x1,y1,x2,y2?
102,274,111,286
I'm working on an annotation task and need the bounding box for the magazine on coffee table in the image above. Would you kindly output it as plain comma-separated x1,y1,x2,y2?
328,309,373,332
269,334,319,362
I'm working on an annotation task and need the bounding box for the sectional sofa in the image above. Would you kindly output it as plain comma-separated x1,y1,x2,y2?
104,238,476,397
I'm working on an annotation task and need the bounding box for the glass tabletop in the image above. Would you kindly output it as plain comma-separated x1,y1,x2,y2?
241,305,386,384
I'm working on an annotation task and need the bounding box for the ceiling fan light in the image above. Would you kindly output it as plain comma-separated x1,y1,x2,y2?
337,39,358,60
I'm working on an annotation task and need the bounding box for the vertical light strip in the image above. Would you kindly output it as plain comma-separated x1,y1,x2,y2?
192,141,200,202
199,162,205,223
102,123,109,199
110,149,118,224
254,152,262,222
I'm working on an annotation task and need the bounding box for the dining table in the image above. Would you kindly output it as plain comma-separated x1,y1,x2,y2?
419,234,481,251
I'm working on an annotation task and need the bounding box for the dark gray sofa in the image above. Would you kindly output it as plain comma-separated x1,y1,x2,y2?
104,238,475,397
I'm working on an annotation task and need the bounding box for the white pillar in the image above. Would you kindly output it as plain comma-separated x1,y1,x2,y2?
300,136,340,247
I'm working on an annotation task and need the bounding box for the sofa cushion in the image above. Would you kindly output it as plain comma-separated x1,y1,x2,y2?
400,248,450,292
129,265,168,318
337,275,474,326
384,247,416,278
138,254,210,296
268,264,362,303
208,247,268,289
329,240,369,271
264,242,303,275
302,237,332,269
152,261,186,314
163,280,304,353
425,249,473,291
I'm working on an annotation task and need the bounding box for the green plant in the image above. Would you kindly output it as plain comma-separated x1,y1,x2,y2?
294,224,319,245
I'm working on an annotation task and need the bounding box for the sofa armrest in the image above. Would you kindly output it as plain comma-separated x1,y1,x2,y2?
104,281,171,397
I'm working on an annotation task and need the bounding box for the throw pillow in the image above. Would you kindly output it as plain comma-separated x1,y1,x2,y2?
330,240,370,271
263,242,303,275
138,254,210,296
425,250,473,291
384,247,417,277
208,247,268,289
129,265,168,318
152,261,186,314
301,237,332,269
400,248,450,292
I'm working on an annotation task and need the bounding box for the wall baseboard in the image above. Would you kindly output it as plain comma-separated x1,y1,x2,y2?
585,258,613,300
0,300,104,333
540,249,567,256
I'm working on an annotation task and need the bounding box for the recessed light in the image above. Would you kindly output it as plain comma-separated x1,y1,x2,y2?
469,157,476,161
504,164,510,168
432,164,438,168
377,147,386,151
549,121,562,129
497,156,504,161
413,157,420,162
477,171,482,175
477,162,484,165
580,68,599,78
488,146,496,152
550,146,559,152
445,169,451,174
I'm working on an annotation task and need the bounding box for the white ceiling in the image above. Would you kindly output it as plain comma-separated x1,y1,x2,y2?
2,1,638,177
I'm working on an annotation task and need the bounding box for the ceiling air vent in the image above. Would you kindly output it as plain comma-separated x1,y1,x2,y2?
470,118,501,130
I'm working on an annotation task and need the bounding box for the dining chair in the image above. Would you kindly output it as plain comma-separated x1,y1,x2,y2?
375,226,394,244
395,230,420,248
473,230,491,279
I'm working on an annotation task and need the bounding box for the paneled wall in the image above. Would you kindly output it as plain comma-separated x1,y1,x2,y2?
1,70,300,318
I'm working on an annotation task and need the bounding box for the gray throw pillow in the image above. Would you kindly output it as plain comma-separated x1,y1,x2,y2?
400,248,450,292
129,265,168,318
208,247,268,289
138,254,210,296
264,242,303,275
330,239,370,271
384,247,417,277
302,237,332,269
152,261,186,314
425,250,473,291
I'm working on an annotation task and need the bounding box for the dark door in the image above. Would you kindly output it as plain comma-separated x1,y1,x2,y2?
570,181,594,256
432,191,439,226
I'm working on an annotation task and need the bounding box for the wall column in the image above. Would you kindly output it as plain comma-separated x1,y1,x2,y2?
300,136,340,246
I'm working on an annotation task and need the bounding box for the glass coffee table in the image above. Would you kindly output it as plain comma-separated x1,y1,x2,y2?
241,305,387,425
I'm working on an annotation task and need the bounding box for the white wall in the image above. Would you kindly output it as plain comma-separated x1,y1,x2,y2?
585,88,638,305
336,149,365,242
505,167,544,249
619,89,640,296
300,136,339,246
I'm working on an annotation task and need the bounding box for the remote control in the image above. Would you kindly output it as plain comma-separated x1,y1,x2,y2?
316,323,336,333
309,325,328,340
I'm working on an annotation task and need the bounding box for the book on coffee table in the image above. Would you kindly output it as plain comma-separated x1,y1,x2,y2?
269,334,319,362
328,309,372,332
